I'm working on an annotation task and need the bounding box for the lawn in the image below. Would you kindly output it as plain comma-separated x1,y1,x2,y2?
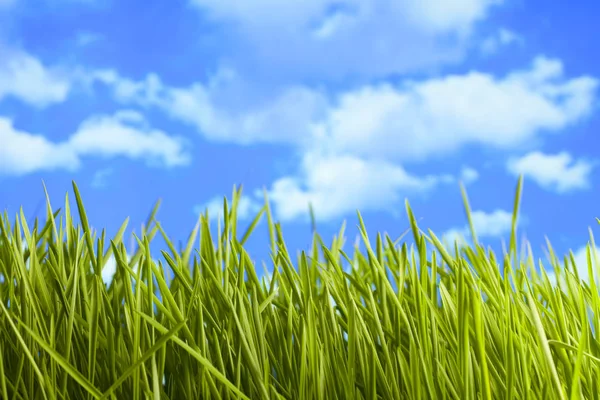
0,176,599,399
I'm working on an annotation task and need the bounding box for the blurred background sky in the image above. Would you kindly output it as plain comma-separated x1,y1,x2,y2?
0,0,599,285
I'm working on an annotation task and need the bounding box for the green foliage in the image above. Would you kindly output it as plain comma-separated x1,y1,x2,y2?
0,177,599,399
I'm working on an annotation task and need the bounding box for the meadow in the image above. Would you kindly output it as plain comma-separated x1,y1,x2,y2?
0,176,599,399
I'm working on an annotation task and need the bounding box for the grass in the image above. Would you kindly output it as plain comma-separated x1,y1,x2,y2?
0,176,599,399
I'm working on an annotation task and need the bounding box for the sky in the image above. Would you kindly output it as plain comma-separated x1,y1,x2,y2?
0,0,599,287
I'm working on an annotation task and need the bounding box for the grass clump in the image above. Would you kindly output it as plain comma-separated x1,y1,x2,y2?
1,176,600,399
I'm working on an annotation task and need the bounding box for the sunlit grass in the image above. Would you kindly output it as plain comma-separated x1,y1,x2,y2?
0,176,599,399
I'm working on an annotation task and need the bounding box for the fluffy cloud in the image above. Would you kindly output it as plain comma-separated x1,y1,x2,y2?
96,56,598,163
313,57,598,163
507,151,596,193
0,117,80,175
0,46,71,107
69,110,191,167
193,150,455,225
0,111,190,176
93,56,598,224
470,209,515,237
262,151,452,223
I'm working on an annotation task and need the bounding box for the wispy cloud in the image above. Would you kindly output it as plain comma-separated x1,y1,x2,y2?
76,31,102,47
460,166,480,184
91,167,113,189
480,27,523,55
92,68,329,147
188,0,504,81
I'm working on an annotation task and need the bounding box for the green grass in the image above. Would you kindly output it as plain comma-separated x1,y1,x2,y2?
0,176,599,399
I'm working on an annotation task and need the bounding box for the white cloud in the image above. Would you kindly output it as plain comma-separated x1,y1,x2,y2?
311,11,357,40
480,27,523,54
470,209,515,237
460,166,479,184
190,151,458,224
0,47,71,107
189,0,503,80
401,0,504,34
91,167,113,189
165,83,328,146
262,151,451,223
442,209,517,248
95,56,598,224
0,117,80,175
193,194,263,224
313,56,598,163
76,31,102,47
545,244,600,286
92,70,164,106
442,228,471,248
0,111,191,176
102,251,143,286
94,69,329,147
97,56,598,163
69,110,191,167
102,255,119,286
507,151,596,193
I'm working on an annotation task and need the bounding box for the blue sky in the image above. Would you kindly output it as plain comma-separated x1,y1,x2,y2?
0,0,599,286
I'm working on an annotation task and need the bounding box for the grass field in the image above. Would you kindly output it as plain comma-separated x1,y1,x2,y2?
0,176,599,399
